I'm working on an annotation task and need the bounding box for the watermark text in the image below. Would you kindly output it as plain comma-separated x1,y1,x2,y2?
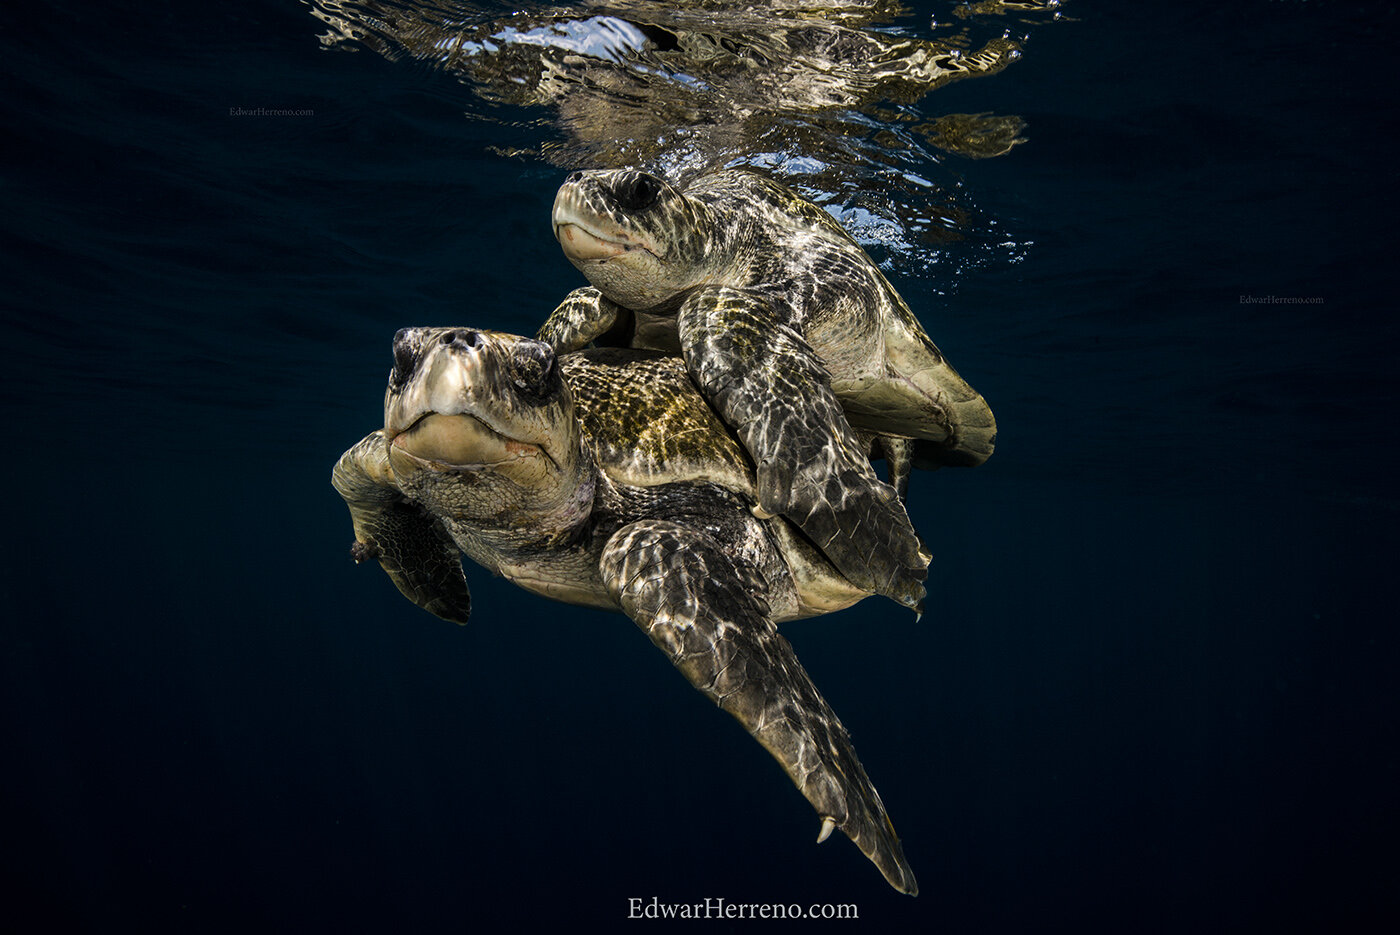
1239,294,1324,305
228,106,315,117
628,896,857,920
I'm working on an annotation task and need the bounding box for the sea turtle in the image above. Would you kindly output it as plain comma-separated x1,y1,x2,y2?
542,166,995,593
332,326,925,895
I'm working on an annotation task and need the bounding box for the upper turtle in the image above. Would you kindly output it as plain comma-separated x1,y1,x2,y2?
332,326,924,894
541,167,995,600
549,167,996,465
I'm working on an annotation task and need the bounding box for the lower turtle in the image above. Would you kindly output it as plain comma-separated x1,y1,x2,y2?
543,167,996,598
332,326,925,895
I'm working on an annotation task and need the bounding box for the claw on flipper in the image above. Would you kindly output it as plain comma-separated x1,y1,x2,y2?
349,539,379,564
817,816,836,844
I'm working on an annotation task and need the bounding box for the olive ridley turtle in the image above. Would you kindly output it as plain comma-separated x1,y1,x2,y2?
543,167,995,602
332,327,925,894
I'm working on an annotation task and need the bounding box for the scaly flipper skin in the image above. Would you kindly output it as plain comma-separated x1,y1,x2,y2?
677,286,928,610
332,432,473,625
536,286,624,352
601,519,919,896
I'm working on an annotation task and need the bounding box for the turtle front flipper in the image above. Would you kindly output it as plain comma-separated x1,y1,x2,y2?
331,432,472,625
536,286,628,352
677,286,929,609
601,519,919,896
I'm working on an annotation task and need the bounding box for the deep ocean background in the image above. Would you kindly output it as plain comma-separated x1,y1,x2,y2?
2,1,1397,930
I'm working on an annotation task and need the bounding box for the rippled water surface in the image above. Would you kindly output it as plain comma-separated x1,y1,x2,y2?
307,0,1057,274
2,1,1397,930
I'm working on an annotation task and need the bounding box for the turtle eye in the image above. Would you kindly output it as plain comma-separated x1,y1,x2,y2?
617,173,662,211
390,327,425,388
509,341,559,400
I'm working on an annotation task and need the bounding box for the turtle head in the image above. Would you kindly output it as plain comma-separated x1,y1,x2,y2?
553,169,711,311
383,327,592,528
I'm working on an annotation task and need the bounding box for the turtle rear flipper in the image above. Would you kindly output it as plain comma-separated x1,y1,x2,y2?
677,286,928,609
601,519,918,896
332,433,472,625
840,330,998,468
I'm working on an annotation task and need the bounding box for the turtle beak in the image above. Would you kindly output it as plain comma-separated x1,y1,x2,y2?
382,329,575,474
552,174,661,263
383,328,492,438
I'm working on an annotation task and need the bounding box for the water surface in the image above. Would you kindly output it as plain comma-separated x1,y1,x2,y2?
1,0,1396,930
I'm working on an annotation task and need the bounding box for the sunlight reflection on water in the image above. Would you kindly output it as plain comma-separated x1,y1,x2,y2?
308,0,1064,280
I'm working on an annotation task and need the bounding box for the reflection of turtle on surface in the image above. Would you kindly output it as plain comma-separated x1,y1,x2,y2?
309,0,1059,269
542,167,996,597
332,327,923,895
309,0,1034,167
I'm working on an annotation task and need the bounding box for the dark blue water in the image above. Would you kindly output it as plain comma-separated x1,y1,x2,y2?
3,1,1396,930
